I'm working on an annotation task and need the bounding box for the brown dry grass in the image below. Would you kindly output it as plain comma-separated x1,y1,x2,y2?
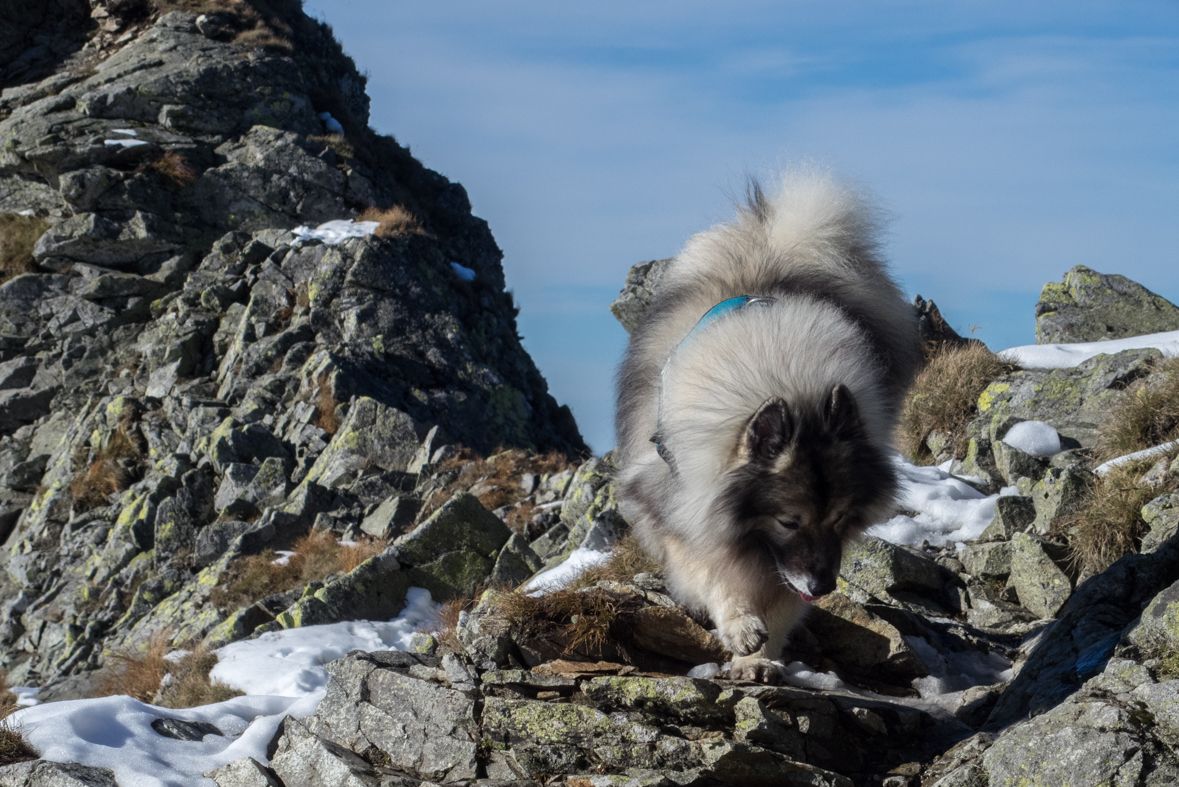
0,673,18,719
1095,357,1179,463
900,344,1018,462
149,151,197,186
309,133,355,161
358,205,426,239
421,447,577,528
155,644,243,708
0,214,48,282
311,375,340,435
568,535,661,589
424,593,480,656
70,424,141,512
493,587,635,658
1062,450,1179,575
0,720,36,766
151,0,296,52
210,529,385,611
95,632,171,702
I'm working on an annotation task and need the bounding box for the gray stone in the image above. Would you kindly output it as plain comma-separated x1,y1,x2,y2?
488,532,544,586
1036,265,1179,344
302,397,422,487
0,761,118,787
151,717,223,741
204,757,283,787
610,258,672,334
1008,533,1071,619
360,496,418,540
1141,492,1179,554
838,535,955,614
977,495,1037,542
1028,464,1093,535
214,463,260,513
992,439,1048,485
0,356,38,390
393,492,512,599
959,542,1012,578
270,717,381,787
975,349,1161,449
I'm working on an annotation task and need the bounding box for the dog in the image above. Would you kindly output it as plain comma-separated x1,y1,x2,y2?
614,170,920,681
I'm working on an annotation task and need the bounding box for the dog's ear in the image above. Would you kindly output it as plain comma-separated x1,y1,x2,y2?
740,397,793,461
826,384,863,438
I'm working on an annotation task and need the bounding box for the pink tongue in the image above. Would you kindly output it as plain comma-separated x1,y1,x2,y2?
798,591,819,603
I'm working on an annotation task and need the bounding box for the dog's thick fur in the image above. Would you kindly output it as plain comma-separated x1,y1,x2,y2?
615,171,920,681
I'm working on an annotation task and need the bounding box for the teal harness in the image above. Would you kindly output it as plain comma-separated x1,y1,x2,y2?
652,296,778,471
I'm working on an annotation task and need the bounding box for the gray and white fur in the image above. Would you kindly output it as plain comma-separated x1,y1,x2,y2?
615,170,920,681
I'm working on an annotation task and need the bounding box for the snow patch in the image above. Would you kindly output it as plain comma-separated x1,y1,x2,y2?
522,547,610,594
1095,441,1179,476
868,458,1016,548
450,262,477,281
1002,329,1179,369
111,128,139,136
211,587,442,697
318,111,344,135
105,139,149,148
12,588,441,786
1002,420,1062,457
291,219,379,245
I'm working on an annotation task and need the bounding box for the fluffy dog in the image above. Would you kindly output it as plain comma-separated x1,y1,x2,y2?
615,170,920,681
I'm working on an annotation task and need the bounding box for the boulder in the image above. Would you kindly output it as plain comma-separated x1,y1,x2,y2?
610,258,672,334
392,492,511,600
1036,265,1179,344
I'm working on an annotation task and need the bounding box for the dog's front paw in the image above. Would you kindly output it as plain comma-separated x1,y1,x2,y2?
719,613,768,657
724,656,786,684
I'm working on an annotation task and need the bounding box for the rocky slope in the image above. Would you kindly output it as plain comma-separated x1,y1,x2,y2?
0,0,585,698
3,3,1179,786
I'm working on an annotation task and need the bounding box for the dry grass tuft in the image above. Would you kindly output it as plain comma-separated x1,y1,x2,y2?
0,214,49,282
210,529,385,611
568,535,661,589
95,631,171,702
311,375,340,436
424,592,482,656
1096,357,1179,463
900,344,1018,462
422,447,577,529
309,133,355,161
493,587,634,658
150,151,198,186
155,644,243,709
70,424,141,512
0,720,36,766
151,0,296,51
1062,451,1179,575
358,205,426,239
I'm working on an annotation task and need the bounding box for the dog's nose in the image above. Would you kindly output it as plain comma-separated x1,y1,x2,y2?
807,572,837,598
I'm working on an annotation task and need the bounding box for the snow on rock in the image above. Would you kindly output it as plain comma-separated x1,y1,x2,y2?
14,693,321,787
291,219,379,246
11,589,440,786
318,111,344,134
1002,329,1179,369
112,128,139,136
1095,441,1179,476
211,587,441,697
522,547,610,594
868,458,1016,548
1002,420,1062,457
450,262,477,281
104,138,149,148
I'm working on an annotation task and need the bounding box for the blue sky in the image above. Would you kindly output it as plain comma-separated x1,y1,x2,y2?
304,1,1179,454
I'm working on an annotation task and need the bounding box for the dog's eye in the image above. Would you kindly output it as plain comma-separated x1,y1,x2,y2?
777,518,800,531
